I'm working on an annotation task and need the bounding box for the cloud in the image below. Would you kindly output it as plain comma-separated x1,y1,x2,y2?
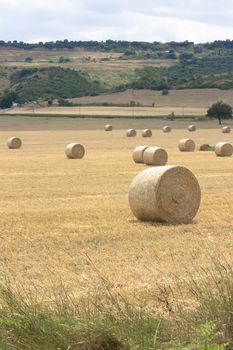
0,0,232,43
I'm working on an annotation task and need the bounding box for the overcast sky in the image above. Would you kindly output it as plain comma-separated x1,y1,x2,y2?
1,0,233,43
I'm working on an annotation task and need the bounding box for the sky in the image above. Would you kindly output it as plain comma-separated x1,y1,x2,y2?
1,0,233,43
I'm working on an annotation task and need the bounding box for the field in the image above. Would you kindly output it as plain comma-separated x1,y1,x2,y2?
0,116,232,317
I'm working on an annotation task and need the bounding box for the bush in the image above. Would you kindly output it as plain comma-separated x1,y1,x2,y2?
162,89,169,95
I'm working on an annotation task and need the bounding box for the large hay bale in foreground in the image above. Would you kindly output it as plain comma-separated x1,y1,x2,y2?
163,126,171,133
188,125,196,132
222,126,231,133
128,166,201,223
7,137,22,149
105,124,112,131
178,138,195,152
65,143,85,159
127,129,137,137
215,142,233,157
132,145,149,163
142,129,152,137
143,147,168,166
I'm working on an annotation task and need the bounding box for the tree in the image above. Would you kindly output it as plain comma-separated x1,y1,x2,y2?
207,101,233,124
0,91,17,109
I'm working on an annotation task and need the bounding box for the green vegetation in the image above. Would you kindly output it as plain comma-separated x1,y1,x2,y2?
0,259,232,349
9,67,105,102
3,39,233,101
207,101,233,124
0,91,17,109
126,56,233,91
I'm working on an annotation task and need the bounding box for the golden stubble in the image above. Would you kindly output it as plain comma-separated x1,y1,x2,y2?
0,123,232,309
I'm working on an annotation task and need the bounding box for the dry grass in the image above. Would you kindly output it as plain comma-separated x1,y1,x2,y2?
7,105,207,116
0,118,232,312
72,88,233,108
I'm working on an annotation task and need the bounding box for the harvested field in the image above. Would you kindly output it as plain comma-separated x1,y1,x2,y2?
7,105,206,116
0,116,232,311
72,88,233,108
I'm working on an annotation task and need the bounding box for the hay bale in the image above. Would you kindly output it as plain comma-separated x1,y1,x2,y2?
188,125,196,132
105,124,112,131
142,129,152,137
127,129,137,137
178,138,195,152
222,126,231,133
199,144,214,151
143,147,168,166
132,146,149,163
65,143,85,159
128,165,201,223
215,142,233,157
7,137,22,149
163,126,171,133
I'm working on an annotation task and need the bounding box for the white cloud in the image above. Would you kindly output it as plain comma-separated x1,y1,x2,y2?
0,0,233,42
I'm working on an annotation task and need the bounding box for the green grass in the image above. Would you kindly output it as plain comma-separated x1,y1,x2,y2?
0,258,232,349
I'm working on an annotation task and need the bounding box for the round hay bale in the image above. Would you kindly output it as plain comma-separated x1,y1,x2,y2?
178,138,195,152
222,126,231,133
143,147,168,166
128,165,201,223
188,125,196,132
215,142,233,157
7,137,22,149
105,124,112,131
199,144,214,151
142,129,152,137
132,145,149,163
127,129,137,137
163,126,171,133
65,143,85,159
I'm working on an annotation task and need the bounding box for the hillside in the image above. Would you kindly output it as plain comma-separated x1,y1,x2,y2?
7,67,105,102
1,40,233,103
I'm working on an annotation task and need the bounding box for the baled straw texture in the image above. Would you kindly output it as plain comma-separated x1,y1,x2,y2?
215,142,233,157
132,146,149,163
142,129,152,137
143,147,168,166
188,125,196,132
105,124,112,131
128,165,201,224
178,138,195,152
222,126,231,133
7,137,22,149
127,129,137,137
163,126,171,133
65,143,85,159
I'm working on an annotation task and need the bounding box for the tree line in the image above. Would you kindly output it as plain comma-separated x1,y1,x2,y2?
0,39,195,51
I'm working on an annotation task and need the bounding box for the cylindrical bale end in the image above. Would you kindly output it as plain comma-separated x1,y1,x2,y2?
215,142,233,157
143,147,168,166
178,138,195,152
132,145,149,163
128,166,201,224
105,124,112,131
163,126,171,133
142,129,152,137
188,125,196,132
127,129,137,137
7,137,22,149
65,143,85,159
222,126,231,133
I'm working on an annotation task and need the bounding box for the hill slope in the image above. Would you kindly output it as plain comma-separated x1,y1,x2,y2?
9,67,105,101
